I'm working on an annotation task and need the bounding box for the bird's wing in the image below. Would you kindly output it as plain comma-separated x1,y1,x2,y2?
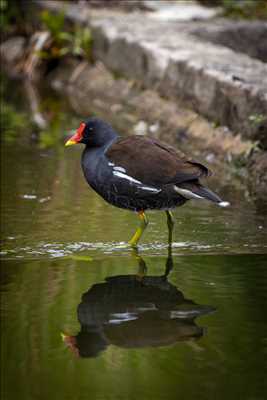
105,136,211,187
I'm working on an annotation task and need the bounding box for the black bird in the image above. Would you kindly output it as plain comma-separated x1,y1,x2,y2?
65,118,229,246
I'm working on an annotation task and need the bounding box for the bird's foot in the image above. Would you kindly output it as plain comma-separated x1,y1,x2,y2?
112,242,133,250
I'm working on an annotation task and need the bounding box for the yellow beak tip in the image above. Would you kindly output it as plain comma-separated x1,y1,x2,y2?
65,140,76,147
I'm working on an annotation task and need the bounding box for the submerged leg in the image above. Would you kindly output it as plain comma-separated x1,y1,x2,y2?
128,211,148,247
166,210,174,245
131,247,147,280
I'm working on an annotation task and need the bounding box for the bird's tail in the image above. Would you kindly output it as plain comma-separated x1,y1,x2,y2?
174,182,230,207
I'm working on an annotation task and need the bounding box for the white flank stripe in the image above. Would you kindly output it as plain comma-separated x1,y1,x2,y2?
108,162,115,166
113,171,161,193
174,185,203,200
113,171,142,184
113,166,126,173
140,186,161,193
218,201,230,207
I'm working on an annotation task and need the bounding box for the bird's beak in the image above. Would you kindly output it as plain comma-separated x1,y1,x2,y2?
65,138,77,146
65,131,80,146
65,122,86,146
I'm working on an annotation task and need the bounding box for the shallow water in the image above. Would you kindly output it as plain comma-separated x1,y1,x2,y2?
1,79,267,400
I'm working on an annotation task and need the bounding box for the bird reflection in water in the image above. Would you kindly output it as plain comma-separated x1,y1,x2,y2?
62,248,215,358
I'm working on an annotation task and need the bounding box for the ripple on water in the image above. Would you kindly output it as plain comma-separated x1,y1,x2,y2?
0,240,266,260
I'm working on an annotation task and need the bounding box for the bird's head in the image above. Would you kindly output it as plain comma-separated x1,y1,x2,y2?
65,117,117,148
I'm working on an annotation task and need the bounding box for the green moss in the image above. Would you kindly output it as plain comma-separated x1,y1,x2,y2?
222,0,267,19
198,0,267,19
39,10,93,60
0,0,34,39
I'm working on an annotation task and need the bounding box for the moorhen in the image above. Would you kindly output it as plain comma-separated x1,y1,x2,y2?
65,118,229,246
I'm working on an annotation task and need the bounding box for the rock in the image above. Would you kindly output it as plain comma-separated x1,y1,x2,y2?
191,20,267,63
149,122,160,134
48,60,252,161
248,152,267,199
89,10,267,146
133,120,148,135
206,153,216,163
35,0,267,146
144,0,221,21
0,37,26,65
250,116,267,150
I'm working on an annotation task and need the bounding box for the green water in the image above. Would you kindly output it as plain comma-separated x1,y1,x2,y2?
1,79,267,400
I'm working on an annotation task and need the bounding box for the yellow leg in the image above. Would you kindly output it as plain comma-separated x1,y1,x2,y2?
166,210,174,245
128,211,148,247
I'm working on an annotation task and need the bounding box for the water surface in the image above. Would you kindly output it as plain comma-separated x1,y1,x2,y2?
1,78,267,400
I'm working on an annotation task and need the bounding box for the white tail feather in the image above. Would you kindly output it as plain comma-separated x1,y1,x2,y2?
174,186,204,200
218,201,230,207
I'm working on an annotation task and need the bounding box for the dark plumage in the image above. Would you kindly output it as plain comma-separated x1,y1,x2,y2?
65,117,229,245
